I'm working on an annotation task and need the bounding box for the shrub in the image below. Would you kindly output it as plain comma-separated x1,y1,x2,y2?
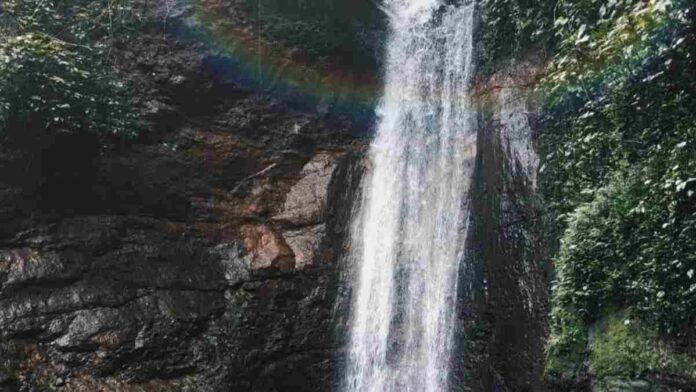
590,312,696,386
541,0,696,381
481,0,557,72
0,0,141,139
0,34,137,138
236,0,382,67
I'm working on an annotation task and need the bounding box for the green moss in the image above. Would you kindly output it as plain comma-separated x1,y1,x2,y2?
547,310,696,386
0,343,22,382
0,361,19,382
546,308,588,380
589,312,696,387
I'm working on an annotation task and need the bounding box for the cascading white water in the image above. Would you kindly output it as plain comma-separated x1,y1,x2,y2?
344,1,477,392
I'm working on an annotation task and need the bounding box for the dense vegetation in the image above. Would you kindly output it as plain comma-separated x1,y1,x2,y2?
529,0,696,386
237,0,383,69
480,0,556,72
0,0,141,140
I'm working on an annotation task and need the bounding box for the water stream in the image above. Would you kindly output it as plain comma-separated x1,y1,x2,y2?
344,1,478,392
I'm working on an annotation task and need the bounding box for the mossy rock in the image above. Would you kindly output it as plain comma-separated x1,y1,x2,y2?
589,312,696,391
547,310,696,390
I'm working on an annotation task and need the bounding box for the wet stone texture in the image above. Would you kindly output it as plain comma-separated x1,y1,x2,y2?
0,140,359,392
0,2,552,391
450,60,550,392
0,2,363,391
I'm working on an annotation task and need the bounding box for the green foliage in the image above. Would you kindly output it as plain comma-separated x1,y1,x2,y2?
0,0,141,138
590,312,696,385
546,306,588,379
237,0,382,68
544,0,681,102
481,0,557,72
0,34,137,137
541,0,696,381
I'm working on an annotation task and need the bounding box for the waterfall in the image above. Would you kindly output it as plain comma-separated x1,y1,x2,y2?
344,1,477,392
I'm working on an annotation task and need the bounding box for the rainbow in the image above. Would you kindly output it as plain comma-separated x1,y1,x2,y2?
177,0,380,122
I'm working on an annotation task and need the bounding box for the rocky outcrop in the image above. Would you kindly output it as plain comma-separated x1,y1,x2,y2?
273,152,341,226
0,4,366,389
0,121,361,392
450,60,549,392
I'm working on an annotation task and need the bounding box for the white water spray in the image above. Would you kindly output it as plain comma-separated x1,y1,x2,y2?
344,1,477,392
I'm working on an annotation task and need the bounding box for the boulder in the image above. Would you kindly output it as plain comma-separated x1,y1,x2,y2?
273,152,343,226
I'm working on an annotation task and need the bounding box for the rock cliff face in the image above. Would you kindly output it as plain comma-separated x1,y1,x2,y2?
0,7,364,389
0,3,548,391
452,61,548,392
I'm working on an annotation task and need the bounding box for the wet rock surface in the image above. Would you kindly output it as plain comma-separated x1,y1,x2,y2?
0,4,363,390
1,3,554,392
451,61,549,392
273,152,342,226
